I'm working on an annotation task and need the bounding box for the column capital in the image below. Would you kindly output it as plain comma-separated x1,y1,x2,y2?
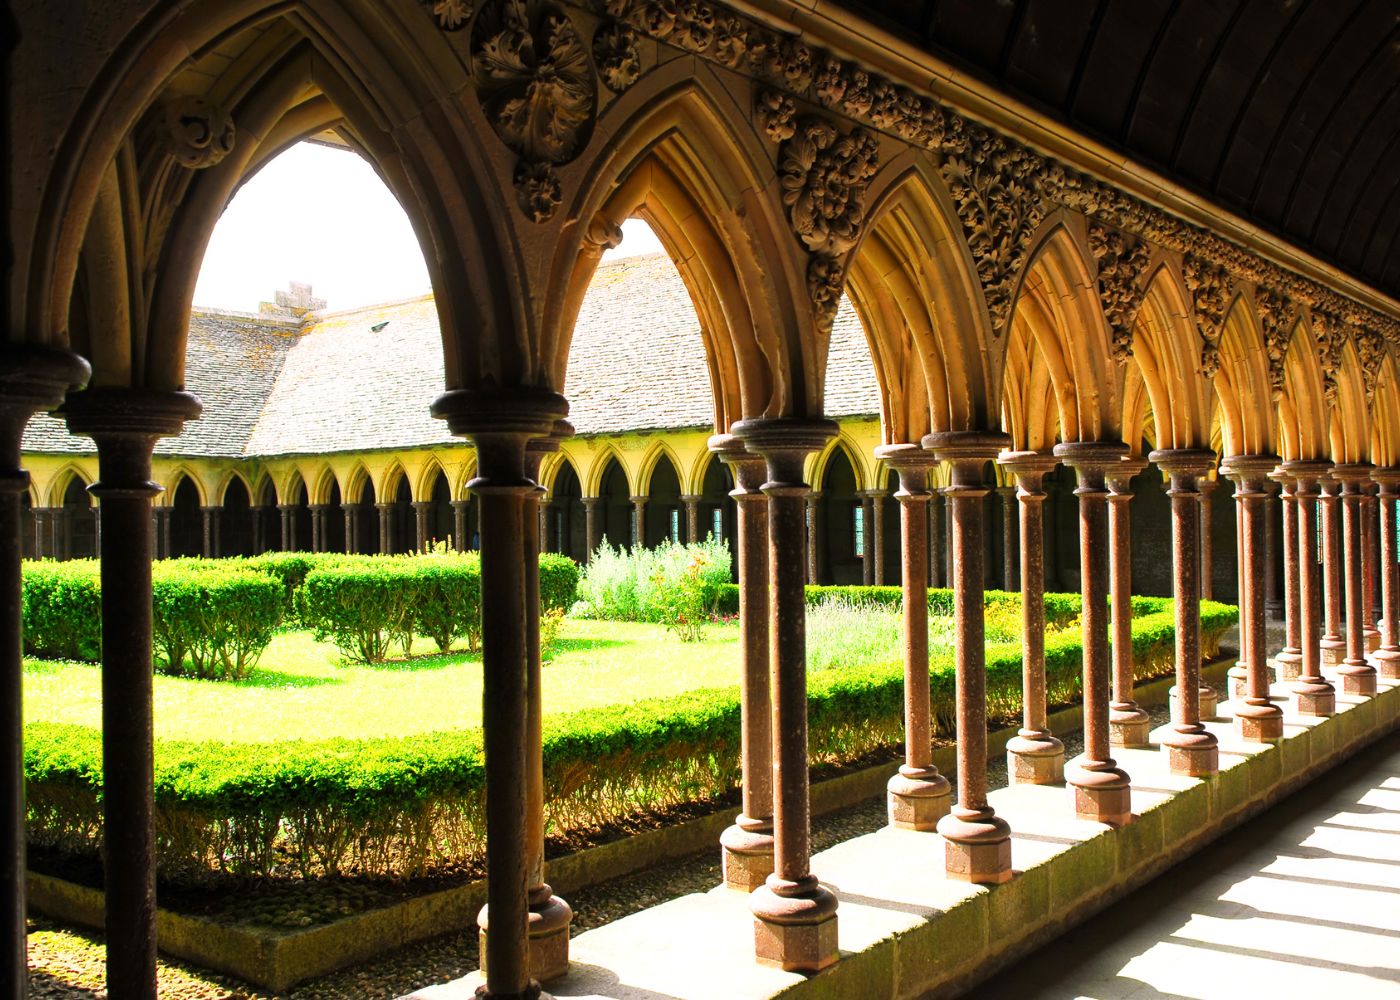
1331,462,1375,486
411,500,433,511
1054,440,1129,473
996,449,1056,488
732,417,837,485
855,488,886,499
59,386,201,441
524,418,572,482
1282,459,1331,488
922,429,1010,468
581,496,602,508
0,346,89,434
277,503,298,513
307,503,331,512
200,504,223,513
1105,456,1147,496
877,443,938,498
450,497,471,508
628,495,648,505
1148,447,1216,480
709,432,766,492
1372,467,1400,492
1220,454,1281,492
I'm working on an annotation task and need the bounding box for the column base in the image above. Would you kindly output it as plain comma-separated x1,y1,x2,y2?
1293,679,1336,717
478,893,573,984
1168,685,1219,723
1321,638,1346,666
886,766,952,830
1066,759,1132,827
1234,701,1284,742
1227,663,1248,700
719,818,775,891
1273,648,1303,681
1005,732,1065,785
937,809,1012,885
1337,661,1378,696
1109,707,1152,748
1374,647,1400,679
473,983,549,1000
750,877,839,973
1160,726,1219,777
1364,627,1380,653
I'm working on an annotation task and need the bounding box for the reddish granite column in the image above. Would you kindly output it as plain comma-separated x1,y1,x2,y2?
1055,442,1133,826
733,418,838,972
999,451,1064,782
201,505,221,557
452,498,470,553
0,348,88,997
1334,465,1379,696
710,434,774,890
804,494,820,585
630,495,646,549
1226,475,1251,701
871,487,887,585
63,388,201,1000
1320,474,1346,666
999,485,1017,591
1107,457,1150,747
413,500,431,552
682,495,701,544
433,386,567,1000
928,490,945,588
1271,467,1303,681
1373,469,1400,678
1362,482,1380,652
582,497,601,563
343,505,356,554
1149,449,1220,776
926,430,1014,883
860,491,876,585
1285,462,1337,716
877,445,951,826
1198,477,1217,600
1222,457,1285,740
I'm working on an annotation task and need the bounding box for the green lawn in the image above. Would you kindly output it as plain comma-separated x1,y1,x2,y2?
22,619,742,744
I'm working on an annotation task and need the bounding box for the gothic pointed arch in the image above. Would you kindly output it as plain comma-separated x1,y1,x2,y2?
637,440,685,497
1212,293,1277,458
1129,263,1212,450
1329,339,1371,464
1279,317,1330,462
1371,356,1400,468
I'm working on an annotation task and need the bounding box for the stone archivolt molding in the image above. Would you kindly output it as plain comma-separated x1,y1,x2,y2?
1182,253,1232,377
1087,223,1149,364
160,96,236,169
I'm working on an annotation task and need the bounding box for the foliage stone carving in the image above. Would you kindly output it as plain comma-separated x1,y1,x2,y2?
1087,223,1149,363
161,97,236,169
1356,325,1386,402
1182,253,1231,377
940,125,1049,334
422,0,474,29
1313,311,1345,405
756,90,796,143
1255,287,1292,397
594,21,641,92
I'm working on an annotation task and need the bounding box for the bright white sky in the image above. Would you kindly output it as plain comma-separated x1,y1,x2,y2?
193,141,665,313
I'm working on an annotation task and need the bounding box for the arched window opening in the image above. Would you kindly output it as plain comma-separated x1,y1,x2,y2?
323,480,346,553
426,472,453,550
818,449,860,585
550,463,584,562
222,478,254,557
169,478,203,558
644,455,681,548
598,459,631,551
61,476,97,561
391,476,414,554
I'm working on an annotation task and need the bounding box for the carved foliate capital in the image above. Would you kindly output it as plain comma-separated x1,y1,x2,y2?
1087,223,1149,364
161,96,236,169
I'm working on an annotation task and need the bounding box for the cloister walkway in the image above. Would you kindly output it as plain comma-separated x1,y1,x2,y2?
983,731,1400,1000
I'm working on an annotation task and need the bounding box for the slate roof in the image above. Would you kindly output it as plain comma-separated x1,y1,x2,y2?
22,253,880,458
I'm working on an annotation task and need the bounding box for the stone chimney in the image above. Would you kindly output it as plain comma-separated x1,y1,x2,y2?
259,281,326,319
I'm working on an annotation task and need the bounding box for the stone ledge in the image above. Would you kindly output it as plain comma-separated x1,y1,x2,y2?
416,666,1397,1000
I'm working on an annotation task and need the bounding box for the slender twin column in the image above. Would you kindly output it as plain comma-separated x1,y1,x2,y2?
630,495,646,549
998,485,1017,592
1107,458,1150,747
1319,475,1346,666
432,386,567,1000
711,435,775,889
63,387,201,1000
1334,465,1379,696
0,348,89,998
201,505,222,557
1271,468,1303,681
1149,449,1219,776
377,502,394,554
1000,451,1064,782
452,498,470,552
682,495,701,544
1362,483,1380,652
412,500,432,551
870,488,887,585
1056,442,1133,826
1373,470,1400,679
277,503,295,551
1198,478,1217,600
1222,457,1285,741
804,494,820,584
1285,462,1337,716
928,490,945,588
733,418,839,973
583,497,601,561
343,505,357,554
878,445,952,827
858,491,877,585
926,431,1013,883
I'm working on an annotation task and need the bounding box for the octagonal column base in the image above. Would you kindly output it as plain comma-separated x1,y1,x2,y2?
719,819,774,892
1005,732,1065,785
478,893,573,985
1374,647,1400,679
1234,702,1284,742
1338,663,1378,696
750,879,839,973
1321,639,1347,666
1168,685,1218,722
1160,727,1219,777
1364,627,1380,652
937,810,1012,885
1067,760,1132,827
1109,706,1152,748
886,767,952,831
1227,663,1248,700
1293,680,1336,717
1273,649,1303,681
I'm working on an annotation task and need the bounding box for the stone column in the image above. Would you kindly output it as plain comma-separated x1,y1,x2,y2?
1271,467,1303,680
1320,474,1346,665
1362,482,1380,652
878,445,951,826
711,435,774,889
582,497,601,562
1226,472,1250,700
944,498,954,590
343,505,357,554
870,487,887,585
804,494,820,584
1373,469,1400,678
538,499,551,554
859,491,876,585
250,505,265,555
926,430,1014,883
998,484,1017,591
928,490,944,588
1334,464,1378,696
433,386,566,1000
52,506,70,560
277,503,295,551
999,451,1064,781
1055,441,1133,826
1222,456,1285,741
376,502,393,554
1264,485,1283,618
733,417,838,973
1108,457,1150,747
452,498,470,552
1198,477,1217,600
1286,462,1337,716
409,500,429,552
200,506,221,558
63,387,200,1000
682,495,701,543
629,495,646,549
1149,449,1220,777
0,347,87,997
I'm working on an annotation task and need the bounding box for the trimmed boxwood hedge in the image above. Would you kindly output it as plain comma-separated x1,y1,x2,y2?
22,589,1235,883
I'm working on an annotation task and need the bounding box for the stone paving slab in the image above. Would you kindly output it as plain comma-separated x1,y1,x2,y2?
413,667,1399,1000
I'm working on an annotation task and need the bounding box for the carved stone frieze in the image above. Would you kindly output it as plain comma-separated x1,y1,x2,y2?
422,0,475,29
593,21,641,92
1356,325,1386,402
1254,286,1292,397
756,90,796,144
1087,223,1149,364
1182,253,1231,377
1313,311,1345,405
940,124,1049,333
161,97,236,169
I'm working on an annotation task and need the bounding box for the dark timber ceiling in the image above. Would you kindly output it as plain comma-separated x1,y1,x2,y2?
835,0,1400,298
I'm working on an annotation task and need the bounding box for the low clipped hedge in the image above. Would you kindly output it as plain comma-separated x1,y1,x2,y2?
23,590,1235,883
715,583,1083,622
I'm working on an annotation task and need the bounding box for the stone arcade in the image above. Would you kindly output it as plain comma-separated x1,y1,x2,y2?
5,3,1400,999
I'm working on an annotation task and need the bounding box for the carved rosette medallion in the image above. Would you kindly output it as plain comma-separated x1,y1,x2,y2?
473,0,595,222
1182,253,1231,377
1087,223,1149,363
1255,287,1292,397
776,118,879,328
940,124,1049,334
161,96,236,169
421,0,474,29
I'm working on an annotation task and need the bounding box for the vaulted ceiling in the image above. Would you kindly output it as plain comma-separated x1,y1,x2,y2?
837,0,1400,298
